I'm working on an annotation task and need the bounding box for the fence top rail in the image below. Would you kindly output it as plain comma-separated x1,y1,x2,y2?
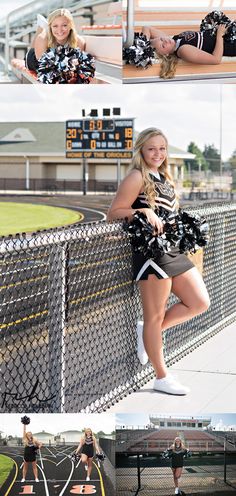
0,201,236,254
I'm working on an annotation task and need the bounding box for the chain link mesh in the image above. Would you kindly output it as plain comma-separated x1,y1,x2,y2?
1,203,236,413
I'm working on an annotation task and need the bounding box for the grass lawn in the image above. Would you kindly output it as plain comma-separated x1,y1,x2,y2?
0,454,14,488
0,202,83,236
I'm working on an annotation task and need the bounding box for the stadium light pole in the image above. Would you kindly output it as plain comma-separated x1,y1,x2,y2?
219,85,223,189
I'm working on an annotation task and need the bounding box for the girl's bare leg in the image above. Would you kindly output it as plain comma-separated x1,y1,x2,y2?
32,461,38,479
87,457,93,477
31,27,44,48
22,461,28,479
138,275,172,379
161,267,210,331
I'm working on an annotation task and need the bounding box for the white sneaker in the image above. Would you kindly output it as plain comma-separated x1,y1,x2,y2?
175,489,179,495
136,320,148,365
153,374,190,396
21,478,25,482
86,476,90,481
35,478,39,482
37,14,48,30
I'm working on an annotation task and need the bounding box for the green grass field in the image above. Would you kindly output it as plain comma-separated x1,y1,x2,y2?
0,454,14,487
0,202,83,236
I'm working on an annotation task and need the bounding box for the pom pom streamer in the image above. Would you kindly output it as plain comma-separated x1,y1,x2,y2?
123,32,156,68
123,210,209,259
37,45,95,84
200,10,236,42
21,415,30,425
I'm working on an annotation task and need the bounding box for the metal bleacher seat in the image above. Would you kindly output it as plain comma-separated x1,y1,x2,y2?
123,0,236,83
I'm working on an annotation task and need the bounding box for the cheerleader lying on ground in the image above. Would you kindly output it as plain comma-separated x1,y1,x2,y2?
123,11,236,78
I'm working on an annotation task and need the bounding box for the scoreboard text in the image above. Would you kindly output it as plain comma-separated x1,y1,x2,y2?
66,119,134,159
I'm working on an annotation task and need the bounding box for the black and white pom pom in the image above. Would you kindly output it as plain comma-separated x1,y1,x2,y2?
21,415,30,425
200,10,236,42
177,210,209,254
123,210,209,259
123,32,156,68
37,45,95,84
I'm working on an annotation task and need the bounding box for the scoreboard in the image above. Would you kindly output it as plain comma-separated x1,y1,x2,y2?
66,118,134,159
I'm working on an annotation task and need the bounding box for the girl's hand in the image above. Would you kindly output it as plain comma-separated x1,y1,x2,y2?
217,24,228,37
142,208,164,234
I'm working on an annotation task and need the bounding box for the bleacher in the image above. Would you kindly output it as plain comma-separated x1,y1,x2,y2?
0,0,122,84
123,0,236,83
117,429,229,453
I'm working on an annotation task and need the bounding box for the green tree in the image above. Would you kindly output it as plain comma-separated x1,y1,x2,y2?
185,142,208,172
228,149,236,169
203,144,221,172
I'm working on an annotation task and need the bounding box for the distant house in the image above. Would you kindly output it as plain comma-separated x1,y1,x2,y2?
0,122,195,192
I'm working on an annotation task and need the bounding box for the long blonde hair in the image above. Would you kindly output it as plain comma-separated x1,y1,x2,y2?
172,436,186,450
23,431,38,446
47,9,78,48
130,128,176,210
157,53,179,79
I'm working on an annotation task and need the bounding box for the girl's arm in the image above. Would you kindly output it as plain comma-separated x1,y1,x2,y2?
93,437,100,454
107,169,164,233
141,26,168,39
34,31,48,59
35,439,42,449
177,24,227,65
75,438,84,454
77,35,86,51
23,425,26,442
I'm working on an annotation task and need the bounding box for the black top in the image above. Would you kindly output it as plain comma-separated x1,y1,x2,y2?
173,31,236,57
131,171,177,216
167,447,189,468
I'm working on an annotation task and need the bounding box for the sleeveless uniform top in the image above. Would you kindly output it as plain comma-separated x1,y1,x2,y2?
167,447,189,468
81,435,95,458
131,171,194,281
173,31,236,57
24,440,38,462
132,171,177,215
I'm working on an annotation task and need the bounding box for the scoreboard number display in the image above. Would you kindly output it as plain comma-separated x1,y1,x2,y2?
66,119,134,159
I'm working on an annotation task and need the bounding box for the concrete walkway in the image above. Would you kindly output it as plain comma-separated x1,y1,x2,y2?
110,322,236,414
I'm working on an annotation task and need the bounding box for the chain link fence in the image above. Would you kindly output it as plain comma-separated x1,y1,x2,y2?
1,203,236,413
116,450,236,496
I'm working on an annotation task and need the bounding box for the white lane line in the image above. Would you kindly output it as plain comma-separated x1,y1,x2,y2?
78,206,106,221
76,458,82,469
58,459,74,496
57,456,69,467
39,449,44,469
45,446,56,456
36,464,50,496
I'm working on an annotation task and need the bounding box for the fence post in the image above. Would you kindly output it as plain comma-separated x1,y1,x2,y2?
224,438,227,483
137,454,141,491
48,243,67,412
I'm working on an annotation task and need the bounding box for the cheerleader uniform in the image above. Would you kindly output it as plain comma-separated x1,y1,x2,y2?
81,435,94,458
131,171,194,281
167,447,189,468
24,441,38,462
173,31,236,57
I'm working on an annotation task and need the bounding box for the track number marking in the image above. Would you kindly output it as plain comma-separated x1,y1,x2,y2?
19,486,35,494
70,485,96,494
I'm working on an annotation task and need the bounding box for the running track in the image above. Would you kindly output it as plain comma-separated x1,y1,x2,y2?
0,445,109,496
